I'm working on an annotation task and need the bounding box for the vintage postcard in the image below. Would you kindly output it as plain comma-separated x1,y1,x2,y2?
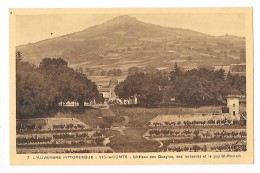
10,8,253,165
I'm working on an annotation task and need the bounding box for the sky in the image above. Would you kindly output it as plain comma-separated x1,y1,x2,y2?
15,13,245,46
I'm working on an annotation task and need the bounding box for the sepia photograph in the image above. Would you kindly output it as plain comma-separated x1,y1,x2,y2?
9,8,253,165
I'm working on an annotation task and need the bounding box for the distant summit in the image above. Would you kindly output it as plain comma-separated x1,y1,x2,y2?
17,15,245,71
105,15,138,24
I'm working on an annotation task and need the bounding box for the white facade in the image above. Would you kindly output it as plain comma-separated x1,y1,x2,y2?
227,97,240,115
58,101,79,107
121,95,138,105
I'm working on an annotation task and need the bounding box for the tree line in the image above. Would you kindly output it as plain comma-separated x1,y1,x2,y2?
115,63,246,107
16,52,103,119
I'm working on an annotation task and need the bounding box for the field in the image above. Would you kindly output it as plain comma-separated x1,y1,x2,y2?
16,105,247,153
16,117,115,154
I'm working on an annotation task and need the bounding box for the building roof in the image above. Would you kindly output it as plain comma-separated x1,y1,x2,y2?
226,95,241,98
98,87,110,92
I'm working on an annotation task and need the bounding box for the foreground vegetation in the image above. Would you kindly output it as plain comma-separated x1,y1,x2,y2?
16,52,103,119
115,64,246,107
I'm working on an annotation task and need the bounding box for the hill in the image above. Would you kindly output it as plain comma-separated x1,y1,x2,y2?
17,15,246,73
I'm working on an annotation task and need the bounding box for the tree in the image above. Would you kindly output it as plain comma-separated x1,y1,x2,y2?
107,69,122,76
16,55,103,118
100,70,106,76
168,63,184,99
138,85,163,106
16,58,53,118
226,74,246,95
168,66,246,107
169,63,182,81
218,68,225,79
115,71,168,107
16,51,22,62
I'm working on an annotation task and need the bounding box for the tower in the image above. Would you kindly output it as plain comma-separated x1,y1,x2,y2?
109,77,118,100
226,95,240,115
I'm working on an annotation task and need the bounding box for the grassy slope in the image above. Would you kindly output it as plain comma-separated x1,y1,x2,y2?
54,109,102,127
110,105,221,126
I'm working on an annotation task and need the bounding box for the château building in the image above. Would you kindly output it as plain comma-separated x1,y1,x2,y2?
98,77,119,101
98,77,137,105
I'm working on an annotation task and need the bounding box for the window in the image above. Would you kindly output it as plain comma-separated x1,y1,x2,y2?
233,104,235,107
